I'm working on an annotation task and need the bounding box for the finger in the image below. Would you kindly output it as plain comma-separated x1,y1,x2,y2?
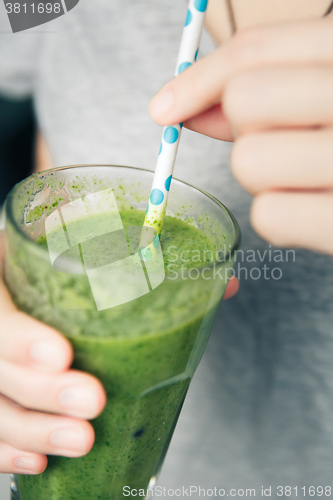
0,394,95,458
223,276,239,300
250,191,333,255
224,66,333,134
0,359,106,419
0,441,47,475
231,128,333,194
149,18,333,126
183,104,234,141
0,278,73,374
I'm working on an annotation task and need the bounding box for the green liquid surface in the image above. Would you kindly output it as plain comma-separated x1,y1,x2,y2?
9,210,222,500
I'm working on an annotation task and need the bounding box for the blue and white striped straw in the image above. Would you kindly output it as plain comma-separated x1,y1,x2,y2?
143,0,208,239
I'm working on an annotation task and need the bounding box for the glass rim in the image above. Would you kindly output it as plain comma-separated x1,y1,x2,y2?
5,164,241,265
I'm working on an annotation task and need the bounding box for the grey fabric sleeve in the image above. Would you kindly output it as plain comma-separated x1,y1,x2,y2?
0,2,41,98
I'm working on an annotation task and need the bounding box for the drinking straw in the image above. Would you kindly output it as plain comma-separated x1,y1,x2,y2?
141,0,208,257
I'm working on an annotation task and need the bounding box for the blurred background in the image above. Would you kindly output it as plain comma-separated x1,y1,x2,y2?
0,473,9,499
0,95,35,206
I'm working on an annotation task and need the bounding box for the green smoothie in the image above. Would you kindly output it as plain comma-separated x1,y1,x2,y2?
6,208,224,500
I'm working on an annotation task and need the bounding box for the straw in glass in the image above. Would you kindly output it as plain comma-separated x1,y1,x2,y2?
140,0,208,259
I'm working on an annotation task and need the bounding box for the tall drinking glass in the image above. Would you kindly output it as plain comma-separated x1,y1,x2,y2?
5,165,239,500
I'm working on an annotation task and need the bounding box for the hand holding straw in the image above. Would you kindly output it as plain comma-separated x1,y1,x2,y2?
140,0,208,259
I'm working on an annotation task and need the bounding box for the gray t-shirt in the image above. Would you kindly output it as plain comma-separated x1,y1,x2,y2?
1,1,333,496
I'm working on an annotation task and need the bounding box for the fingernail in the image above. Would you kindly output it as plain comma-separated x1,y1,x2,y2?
14,457,37,474
149,89,174,119
58,385,98,418
50,427,85,453
29,341,64,371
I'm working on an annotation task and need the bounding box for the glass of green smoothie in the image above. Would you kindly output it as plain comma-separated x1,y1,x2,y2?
5,165,239,500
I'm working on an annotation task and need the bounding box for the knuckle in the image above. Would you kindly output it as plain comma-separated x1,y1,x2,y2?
13,380,41,410
12,370,52,411
228,26,266,70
